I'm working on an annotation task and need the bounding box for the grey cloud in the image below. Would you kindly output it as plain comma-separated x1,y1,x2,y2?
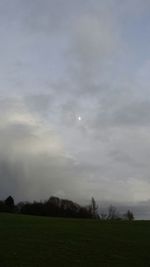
115,0,150,16
0,97,96,202
24,94,53,116
1,93,150,208
112,101,150,126
0,1,150,218
0,159,25,200
108,149,149,170
90,99,150,130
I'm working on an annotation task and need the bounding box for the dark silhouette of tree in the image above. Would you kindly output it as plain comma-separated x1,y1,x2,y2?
99,206,135,221
124,210,134,221
20,196,93,219
21,201,44,216
78,206,93,218
90,197,99,218
0,194,135,221
99,212,107,220
16,202,25,213
46,196,61,217
0,201,6,212
107,205,120,220
60,199,80,218
5,196,15,212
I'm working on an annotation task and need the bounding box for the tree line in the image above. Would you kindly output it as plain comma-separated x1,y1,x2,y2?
0,195,134,221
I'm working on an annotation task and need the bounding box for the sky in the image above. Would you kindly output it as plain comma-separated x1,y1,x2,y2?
1,0,150,218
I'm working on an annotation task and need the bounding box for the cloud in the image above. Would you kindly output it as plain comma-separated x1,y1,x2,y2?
0,96,70,201
0,0,150,218
67,10,121,94
115,0,150,16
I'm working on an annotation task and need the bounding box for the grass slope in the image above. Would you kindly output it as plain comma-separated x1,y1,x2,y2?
0,213,150,266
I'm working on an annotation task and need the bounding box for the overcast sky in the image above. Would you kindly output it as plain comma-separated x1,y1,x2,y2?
1,0,150,217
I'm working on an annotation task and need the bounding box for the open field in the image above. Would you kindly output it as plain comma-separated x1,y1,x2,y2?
0,214,150,266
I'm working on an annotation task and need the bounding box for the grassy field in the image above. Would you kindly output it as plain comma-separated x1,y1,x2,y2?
0,214,150,266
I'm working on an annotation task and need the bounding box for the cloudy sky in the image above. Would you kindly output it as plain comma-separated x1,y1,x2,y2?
1,0,150,216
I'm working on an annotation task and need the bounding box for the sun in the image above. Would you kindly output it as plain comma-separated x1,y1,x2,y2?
78,116,82,121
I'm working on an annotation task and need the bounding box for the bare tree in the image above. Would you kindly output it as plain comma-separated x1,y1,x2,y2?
123,210,134,221
99,212,107,220
107,205,120,220
90,197,99,218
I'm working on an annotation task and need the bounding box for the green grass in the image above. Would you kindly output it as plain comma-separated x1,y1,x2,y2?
0,214,150,266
